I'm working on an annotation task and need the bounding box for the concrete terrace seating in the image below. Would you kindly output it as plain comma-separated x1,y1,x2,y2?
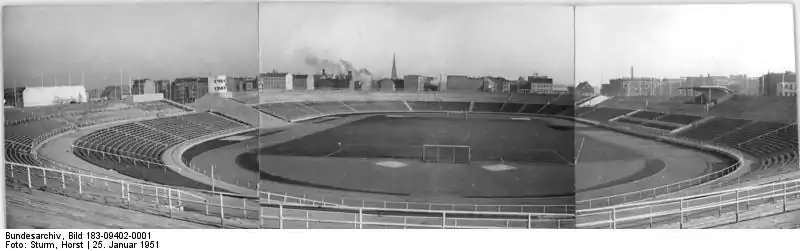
519,104,544,114
708,96,797,122
343,100,408,112
4,119,68,147
499,103,524,113
472,102,504,112
539,104,572,115
736,123,798,159
440,101,471,112
407,101,443,111
578,107,634,122
676,117,753,142
300,101,353,114
75,113,249,160
628,111,665,120
134,100,184,112
254,102,322,121
715,121,789,147
3,108,32,122
4,141,41,166
657,114,702,125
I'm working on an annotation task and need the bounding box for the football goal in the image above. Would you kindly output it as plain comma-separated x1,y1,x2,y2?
422,144,472,163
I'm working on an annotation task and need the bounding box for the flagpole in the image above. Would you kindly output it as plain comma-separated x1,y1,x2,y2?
69,72,72,86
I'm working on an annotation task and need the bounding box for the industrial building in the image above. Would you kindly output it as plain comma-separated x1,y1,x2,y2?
259,71,294,90
292,74,311,91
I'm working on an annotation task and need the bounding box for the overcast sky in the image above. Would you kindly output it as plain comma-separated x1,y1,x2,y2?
576,4,796,88
2,3,258,89
259,3,575,85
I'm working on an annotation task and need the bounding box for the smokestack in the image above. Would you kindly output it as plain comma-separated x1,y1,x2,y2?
630,66,634,79
322,69,326,77
348,71,354,90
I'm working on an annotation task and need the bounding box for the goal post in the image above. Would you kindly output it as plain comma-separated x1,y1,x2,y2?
422,144,471,163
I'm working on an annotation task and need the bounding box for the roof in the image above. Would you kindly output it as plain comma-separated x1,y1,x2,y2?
677,85,735,93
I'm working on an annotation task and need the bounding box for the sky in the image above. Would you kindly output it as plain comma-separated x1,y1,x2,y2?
576,4,796,88
259,3,575,85
2,3,258,89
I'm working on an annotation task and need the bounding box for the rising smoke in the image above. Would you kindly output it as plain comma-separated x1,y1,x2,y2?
304,55,373,85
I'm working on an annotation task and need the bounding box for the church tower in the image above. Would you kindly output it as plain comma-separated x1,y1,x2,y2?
391,53,398,80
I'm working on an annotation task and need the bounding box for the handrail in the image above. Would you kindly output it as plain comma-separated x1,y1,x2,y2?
577,178,800,228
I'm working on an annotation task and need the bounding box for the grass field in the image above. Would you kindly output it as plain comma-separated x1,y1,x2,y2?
231,114,580,199
257,115,575,163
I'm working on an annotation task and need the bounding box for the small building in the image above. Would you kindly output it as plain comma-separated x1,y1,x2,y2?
23,85,88,107
575,81,595,98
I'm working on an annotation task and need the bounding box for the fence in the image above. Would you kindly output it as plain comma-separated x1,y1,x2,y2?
5,162,260,229
576,137,745,209
259,190,575,214
259,203,575,229
6,161,574,229
577,178,800,229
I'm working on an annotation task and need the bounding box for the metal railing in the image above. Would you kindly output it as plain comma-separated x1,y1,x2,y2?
259,203,574,229
577,178,800,229
5,162,260,228
6,161,573,229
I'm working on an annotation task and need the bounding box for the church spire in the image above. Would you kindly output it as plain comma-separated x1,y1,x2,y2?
391,53,397,79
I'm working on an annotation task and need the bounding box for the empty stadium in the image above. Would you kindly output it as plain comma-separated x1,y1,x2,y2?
4,88,799,229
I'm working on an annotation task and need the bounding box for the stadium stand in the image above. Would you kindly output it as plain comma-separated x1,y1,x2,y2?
472,102,504,112
499,102,524,113
538,104,572,115
628,110,665,120
675,117,753,141
657,113,702,125
578,107,634,122
71,112,251,190
342,100,408,112
407,101,443,111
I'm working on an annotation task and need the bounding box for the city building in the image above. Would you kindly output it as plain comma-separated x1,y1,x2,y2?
404,75,426,91
480,77,506,93
101,85,132,101
778,81,797,96
376,78,396,92
528,75,554,93
445,75,483,92
606,77,662,96
169,77,208,104
259,71,294,90
131,79,156,95
759,72,796,96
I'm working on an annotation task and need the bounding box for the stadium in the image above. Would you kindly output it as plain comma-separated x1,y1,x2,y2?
4,86,799,229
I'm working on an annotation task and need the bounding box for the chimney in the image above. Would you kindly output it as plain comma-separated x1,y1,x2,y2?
630,66,634,79
348,71,354,90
